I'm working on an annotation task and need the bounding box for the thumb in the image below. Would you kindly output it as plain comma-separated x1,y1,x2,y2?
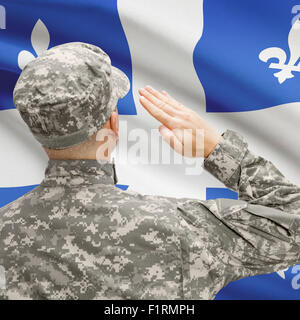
159,125,183,155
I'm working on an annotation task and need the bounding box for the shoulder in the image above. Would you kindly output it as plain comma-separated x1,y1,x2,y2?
112,187,199,232
0,197,24,221
0,186,42,224
114,186,186,211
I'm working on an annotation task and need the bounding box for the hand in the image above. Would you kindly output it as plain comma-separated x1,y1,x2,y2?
138,86,222,158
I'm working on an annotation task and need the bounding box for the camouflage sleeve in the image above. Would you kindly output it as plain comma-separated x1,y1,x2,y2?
177,197,300,296
194,130,300,283
203,129,300,214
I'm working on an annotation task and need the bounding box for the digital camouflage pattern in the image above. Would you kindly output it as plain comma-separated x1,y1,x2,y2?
0,130,299,300
13,42,130,150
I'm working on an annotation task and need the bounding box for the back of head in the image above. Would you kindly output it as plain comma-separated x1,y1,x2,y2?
13,42,130,150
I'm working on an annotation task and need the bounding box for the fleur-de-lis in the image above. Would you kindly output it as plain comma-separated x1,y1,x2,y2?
259,20,300,84
18,19,50,70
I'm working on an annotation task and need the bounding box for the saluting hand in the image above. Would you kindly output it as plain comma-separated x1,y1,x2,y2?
138,86,221,158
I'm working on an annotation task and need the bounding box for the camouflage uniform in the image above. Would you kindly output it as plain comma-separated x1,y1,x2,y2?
0,43,299,300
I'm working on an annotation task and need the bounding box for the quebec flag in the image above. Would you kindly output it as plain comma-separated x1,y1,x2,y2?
0,0,300,299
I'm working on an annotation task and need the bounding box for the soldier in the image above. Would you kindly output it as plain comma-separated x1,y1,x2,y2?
0,42,299,300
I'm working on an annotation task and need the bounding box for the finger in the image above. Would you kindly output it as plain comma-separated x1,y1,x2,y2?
145,86,184,111
139,88,180,117
139,97,178,129
159,125,183,155
161,90,173,99
160,90,183,108
162,91,189,112
145,86,172,104
160,91,186,110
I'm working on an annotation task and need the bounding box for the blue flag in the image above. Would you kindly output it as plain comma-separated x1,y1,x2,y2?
194,0,300,112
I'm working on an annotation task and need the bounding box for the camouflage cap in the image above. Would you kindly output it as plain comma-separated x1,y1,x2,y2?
13,42,130,149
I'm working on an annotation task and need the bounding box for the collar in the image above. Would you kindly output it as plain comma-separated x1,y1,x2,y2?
41,159,118,187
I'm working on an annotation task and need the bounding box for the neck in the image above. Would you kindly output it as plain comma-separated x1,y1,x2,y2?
44,144,112,161
44,125,118,161
44,140,113,161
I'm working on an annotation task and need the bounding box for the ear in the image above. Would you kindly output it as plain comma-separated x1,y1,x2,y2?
110,108,119,138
